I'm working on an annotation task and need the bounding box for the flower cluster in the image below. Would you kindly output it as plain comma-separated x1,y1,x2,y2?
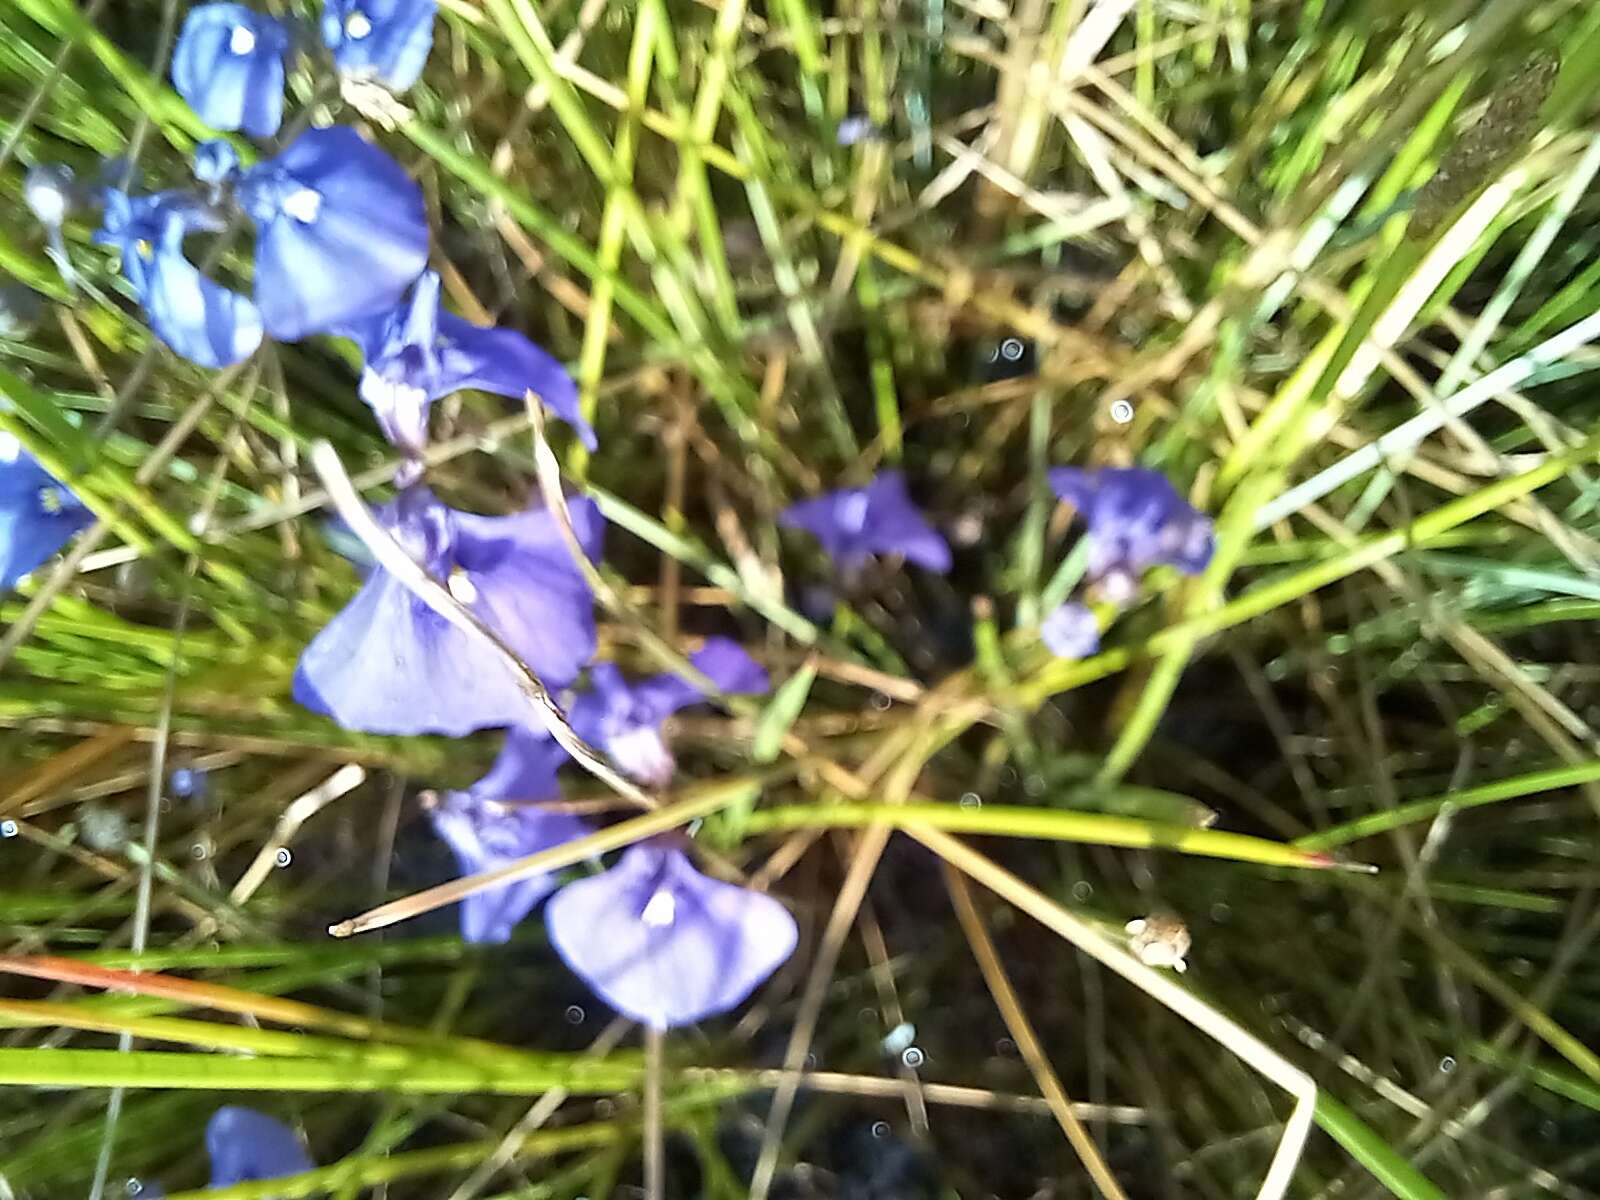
1037,466,1215,660
13,0,1222,1043
110,5,799,1031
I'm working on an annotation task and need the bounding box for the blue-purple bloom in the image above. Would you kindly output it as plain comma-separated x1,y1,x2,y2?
206,1106,313,1184
428,732,590,943
545,840,798,1028
171,4,292,137
1040,602,1099,660
193,139,242,194
95,190,263,367
340,271,592,455
239,126,428,342
1048,467,1214,601
570,638,770,787
0,436,91,590
169,766,209,801
293,487,601,736
321,0,437,92
780,470,950,573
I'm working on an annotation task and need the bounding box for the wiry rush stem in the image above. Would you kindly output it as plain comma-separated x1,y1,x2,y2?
914,826,1317,1200
943,862,1130,1200
306,439,654,811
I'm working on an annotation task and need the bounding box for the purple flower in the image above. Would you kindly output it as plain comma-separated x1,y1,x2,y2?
428,732,590,943
1048,467,1214,600
0,436,92,590
169,766,209,801
239,126,428,341
321,0,437,91
193,139,241,193
206,1106,313,1184
569,638,769,787
171,5,292,137
1040,602,1099,660
780,470,950,573
545,841,798,1028
95,190,263,367
340,271,592,455
293,487,601,736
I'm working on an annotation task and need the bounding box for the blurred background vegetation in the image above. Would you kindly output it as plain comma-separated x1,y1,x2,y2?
1,0,1600,1196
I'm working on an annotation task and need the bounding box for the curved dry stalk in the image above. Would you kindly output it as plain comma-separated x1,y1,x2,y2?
306,439,654,811
913,825,1317,1200
943,862,1130,1200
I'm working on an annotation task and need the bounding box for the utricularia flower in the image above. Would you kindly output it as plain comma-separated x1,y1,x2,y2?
293,487,601,736
1048,467,1214,602
239,126,429,342
1040,601,1099,661
780,470,950,573
206,1106,313,1184
545,840,798,1028
341,270,592,456
170,4,293,137
570,638,770,787
0,435,92,591
428,727,589,944
322,0,438,91
95,190,264,368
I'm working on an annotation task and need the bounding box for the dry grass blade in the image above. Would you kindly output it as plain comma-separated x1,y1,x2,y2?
913,826,1316,1200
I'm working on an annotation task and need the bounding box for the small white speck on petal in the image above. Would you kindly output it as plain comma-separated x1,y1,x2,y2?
229,25,257,55
346,10,373,38
280,188,322,224
836,492,870,533
447,569,479,604
640,889,677,927
0,433,20,462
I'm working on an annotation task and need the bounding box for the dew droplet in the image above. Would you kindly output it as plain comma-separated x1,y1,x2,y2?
564,1005,586,1024
901,1046,925,1068
959,792,981,809
1071,880,1093,902
1109,399,1134,424
274,847,293,867
0,819,17,838
881,1022,914,1055
871,1120,890,1138
1439,1056,1456,1074
1000,338,1025,362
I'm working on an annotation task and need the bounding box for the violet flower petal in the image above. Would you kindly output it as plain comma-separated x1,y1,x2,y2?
429,787,589,944
435,313,594,449
321,0,437,91
206,1106,312,1185
450,497,602,691
292,569,533,736
243,127,428,341
293,490,601,735
171,4,291,138
780,469,950,573
1040,602,1099,660
0,438,91,590
96,191,262,368
545,843,798,1028
1048,466,1215,582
